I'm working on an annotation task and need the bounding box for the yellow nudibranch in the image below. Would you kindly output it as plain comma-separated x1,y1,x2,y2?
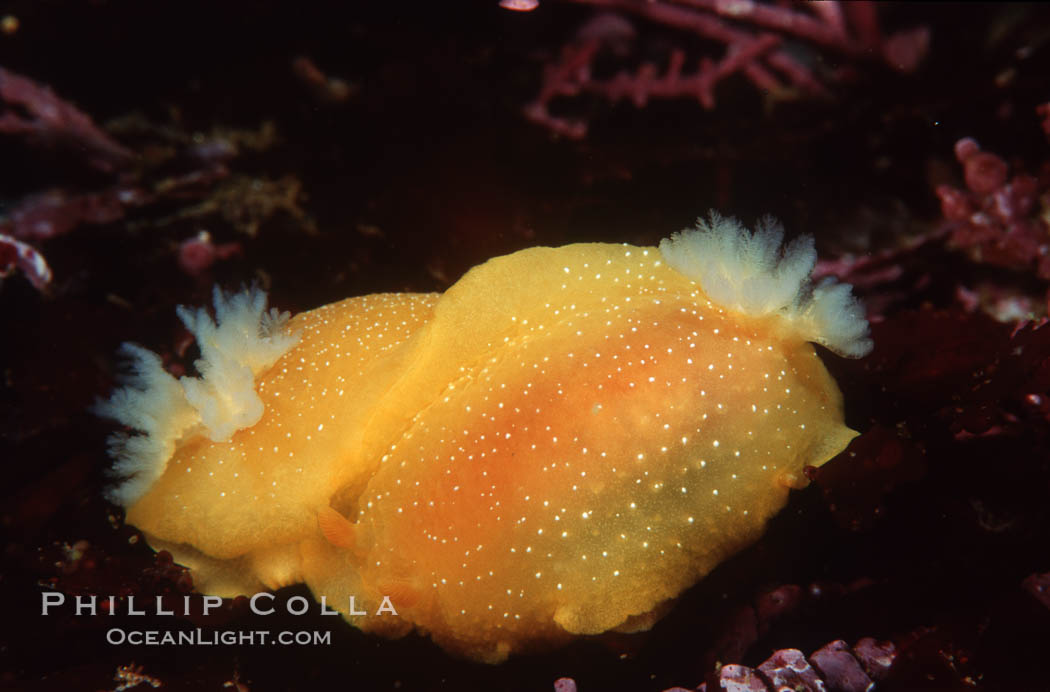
97,213,871,662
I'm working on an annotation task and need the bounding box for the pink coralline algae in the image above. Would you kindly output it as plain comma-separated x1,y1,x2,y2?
0,66,312,292
177,231,244,279
0,66,133,172
935,108,1050,281
553,637,894,692
0,66,139,290
2,188,139,242
0,232,52,290
812,105,1050,325
518,1,929,138
0,67,144,291
501,0,540,11
699,638,895,691
552,677,577,692
688,578,901,690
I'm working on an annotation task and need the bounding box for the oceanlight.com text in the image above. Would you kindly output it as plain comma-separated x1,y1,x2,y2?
106,628,331,646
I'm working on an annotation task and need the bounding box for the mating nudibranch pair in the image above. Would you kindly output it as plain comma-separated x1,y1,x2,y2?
97,213,871,662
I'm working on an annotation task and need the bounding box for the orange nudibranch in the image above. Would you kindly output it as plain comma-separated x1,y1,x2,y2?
96,213,872,662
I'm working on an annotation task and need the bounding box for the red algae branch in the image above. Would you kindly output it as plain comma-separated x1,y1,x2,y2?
514,0,929,138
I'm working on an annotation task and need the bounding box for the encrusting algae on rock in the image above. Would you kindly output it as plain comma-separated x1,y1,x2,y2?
96,212,872,662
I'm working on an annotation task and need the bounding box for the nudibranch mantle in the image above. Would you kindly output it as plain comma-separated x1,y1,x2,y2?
97,213,871,662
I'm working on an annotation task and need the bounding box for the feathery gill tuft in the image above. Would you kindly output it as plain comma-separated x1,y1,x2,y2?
94,286,299,506
659,212,873,358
